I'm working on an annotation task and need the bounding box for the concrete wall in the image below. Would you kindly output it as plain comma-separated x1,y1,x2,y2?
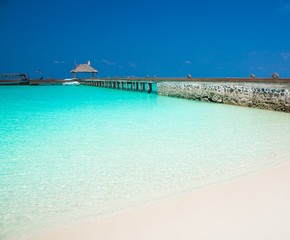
157,81,290,112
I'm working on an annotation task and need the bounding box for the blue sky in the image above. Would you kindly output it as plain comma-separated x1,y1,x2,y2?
1,0,290,78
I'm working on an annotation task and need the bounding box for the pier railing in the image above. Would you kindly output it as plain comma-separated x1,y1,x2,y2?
80,77,290,83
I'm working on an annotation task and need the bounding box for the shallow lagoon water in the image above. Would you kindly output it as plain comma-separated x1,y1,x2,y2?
1,85,290,239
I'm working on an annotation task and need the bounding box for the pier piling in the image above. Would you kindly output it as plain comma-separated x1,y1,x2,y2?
148,83,152,93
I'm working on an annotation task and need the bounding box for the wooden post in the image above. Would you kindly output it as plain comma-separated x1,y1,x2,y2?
136,82,139,91
126,82,128,91
132,82,135,91
140,82,143,92
148,83,152,93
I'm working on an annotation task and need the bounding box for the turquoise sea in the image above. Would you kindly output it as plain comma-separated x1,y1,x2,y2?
1,85,290,239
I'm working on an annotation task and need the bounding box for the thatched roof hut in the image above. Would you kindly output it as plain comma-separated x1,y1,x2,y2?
71,61,98,78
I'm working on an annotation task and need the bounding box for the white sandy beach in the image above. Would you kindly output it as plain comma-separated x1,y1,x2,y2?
34,161,290,240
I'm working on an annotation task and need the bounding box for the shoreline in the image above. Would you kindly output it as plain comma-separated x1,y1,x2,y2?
31,160,290,240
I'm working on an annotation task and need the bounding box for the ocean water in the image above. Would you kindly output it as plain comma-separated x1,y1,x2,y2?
0,85,290,239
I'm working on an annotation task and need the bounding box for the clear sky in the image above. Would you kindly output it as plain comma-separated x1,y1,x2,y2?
1,0,290,79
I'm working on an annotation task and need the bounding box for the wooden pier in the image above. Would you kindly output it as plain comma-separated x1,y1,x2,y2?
28,79,68,85
78,77,290,94
79,78,155,93
1,74,290,88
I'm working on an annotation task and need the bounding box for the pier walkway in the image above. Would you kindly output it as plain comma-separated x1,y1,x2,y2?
79,78,155,93
29,79,68,85
79,77,290,93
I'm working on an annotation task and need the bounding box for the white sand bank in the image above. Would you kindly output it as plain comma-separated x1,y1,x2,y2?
35,162,290,240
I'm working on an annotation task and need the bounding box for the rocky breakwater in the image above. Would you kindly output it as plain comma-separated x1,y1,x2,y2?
157,81,290,112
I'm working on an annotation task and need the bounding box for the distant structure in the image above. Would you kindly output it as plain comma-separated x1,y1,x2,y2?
249,73,256,79
272,72,280,79
0,73,29,85
187,74,192,79
36,69,43,80
71,61,98,79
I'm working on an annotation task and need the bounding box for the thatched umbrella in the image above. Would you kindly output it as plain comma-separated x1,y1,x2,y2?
249,73,256,79
272,72,279,79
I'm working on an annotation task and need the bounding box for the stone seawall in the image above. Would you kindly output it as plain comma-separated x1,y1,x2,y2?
157,81,290,112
